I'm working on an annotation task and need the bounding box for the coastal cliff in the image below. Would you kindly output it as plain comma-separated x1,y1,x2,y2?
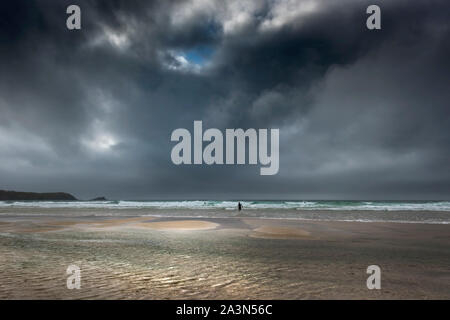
0,190,77,201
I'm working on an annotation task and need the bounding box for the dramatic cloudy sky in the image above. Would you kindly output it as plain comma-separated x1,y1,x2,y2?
0,0,449,200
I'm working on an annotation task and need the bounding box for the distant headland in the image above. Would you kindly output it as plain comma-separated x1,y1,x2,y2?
0,190,109,201
0,190,78,201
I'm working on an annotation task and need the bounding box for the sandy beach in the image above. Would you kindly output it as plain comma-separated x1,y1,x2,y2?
0,210,449,299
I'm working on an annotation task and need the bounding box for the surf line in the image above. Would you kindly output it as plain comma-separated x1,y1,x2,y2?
170,121,279,175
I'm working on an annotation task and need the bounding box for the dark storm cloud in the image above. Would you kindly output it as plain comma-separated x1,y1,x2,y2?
0,0,449,199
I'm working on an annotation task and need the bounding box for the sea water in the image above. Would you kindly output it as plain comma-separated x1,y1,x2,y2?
0,200,449,224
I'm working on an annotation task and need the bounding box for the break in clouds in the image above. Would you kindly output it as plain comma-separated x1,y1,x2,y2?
0,0,449,200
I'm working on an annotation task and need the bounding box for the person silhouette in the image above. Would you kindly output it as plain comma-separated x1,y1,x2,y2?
238,202,242,211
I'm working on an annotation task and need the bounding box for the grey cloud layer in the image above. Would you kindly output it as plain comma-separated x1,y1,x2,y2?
0,0,449,199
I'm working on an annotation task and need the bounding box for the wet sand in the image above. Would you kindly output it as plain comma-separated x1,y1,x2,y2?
0,212,449,299
137,220,219,231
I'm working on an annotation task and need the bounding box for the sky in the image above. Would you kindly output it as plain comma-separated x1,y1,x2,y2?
0,0,449,200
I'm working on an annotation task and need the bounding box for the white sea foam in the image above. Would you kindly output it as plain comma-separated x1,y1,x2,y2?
1,200,449,224
0,200,449,211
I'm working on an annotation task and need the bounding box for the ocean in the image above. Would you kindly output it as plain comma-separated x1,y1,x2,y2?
0,200,449,224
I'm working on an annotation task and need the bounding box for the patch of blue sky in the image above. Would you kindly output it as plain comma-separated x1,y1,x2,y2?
184,45,215,66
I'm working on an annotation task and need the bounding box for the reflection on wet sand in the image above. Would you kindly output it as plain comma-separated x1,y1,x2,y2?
0,214,449,299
